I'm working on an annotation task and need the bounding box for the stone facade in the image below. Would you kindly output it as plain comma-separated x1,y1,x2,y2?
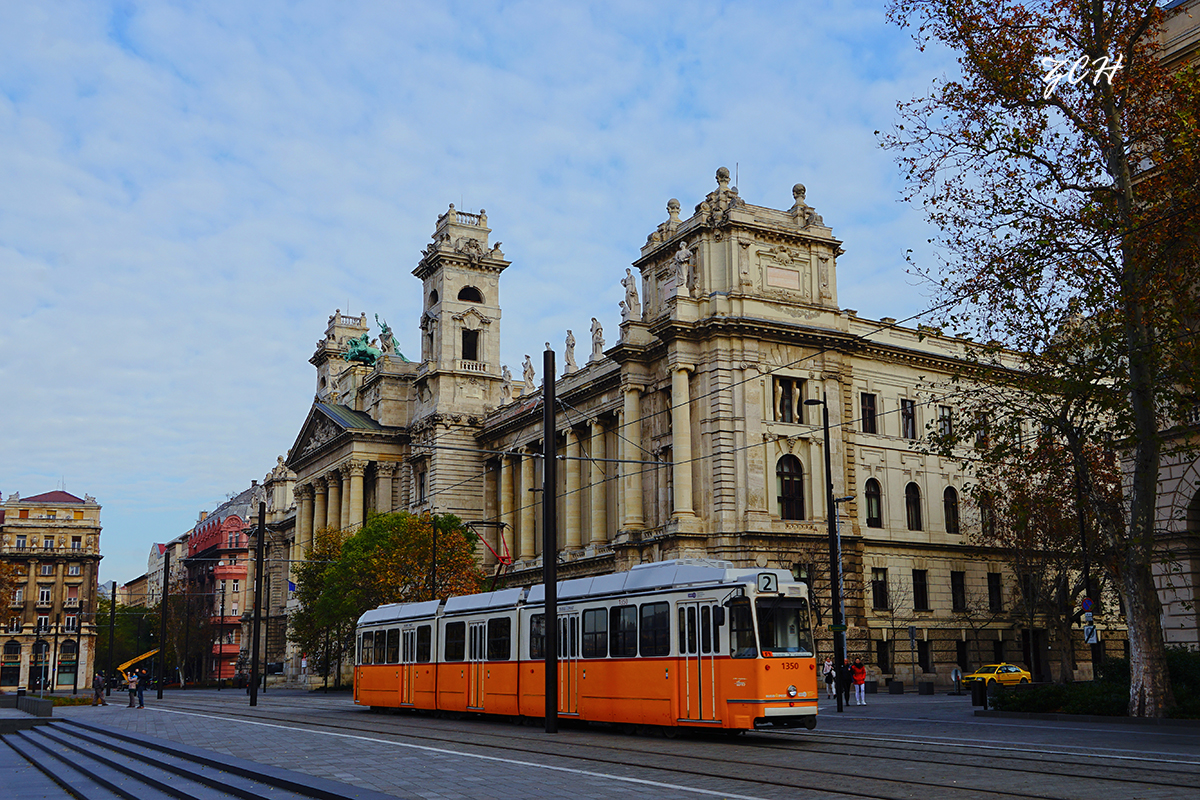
283,170,1122,684
0,490,102,693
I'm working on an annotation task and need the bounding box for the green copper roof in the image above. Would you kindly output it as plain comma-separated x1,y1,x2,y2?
317,403,385,430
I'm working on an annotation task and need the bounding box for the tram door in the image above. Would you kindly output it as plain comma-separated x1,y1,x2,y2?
400,629,417,705
677,601,719,722
557,612,580,714
467,621,487,709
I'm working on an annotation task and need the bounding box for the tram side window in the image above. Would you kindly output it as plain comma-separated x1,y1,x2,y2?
386,628,400,664
445,621,466,662
402,629,413,662
487,618,512,661
678,606,697,655
640,602,671,657
416,625,432,663
530,614,546,659
559,616,578,659
729,600,757,658
700,606,713,654
582,608,607,658
360,631,374,665
610,606,637,657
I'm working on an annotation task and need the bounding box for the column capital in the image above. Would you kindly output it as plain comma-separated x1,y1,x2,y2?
375,460,399,477
346,460,368,477
294,483,315,500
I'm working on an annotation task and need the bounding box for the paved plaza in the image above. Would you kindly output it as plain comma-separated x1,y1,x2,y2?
39,687,1200,800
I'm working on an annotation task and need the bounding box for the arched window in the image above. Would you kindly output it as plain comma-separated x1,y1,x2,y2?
429,289,439,306
1189,488,1200,534
458,286,483,303
944,486,960,534
905,482,923,531
3,641,19,656
776,455,804,520
865,478,883,528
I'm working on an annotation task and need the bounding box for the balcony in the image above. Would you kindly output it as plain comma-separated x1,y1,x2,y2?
457,359,489,373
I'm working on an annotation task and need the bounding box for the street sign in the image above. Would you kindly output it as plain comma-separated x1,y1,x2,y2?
1084,625,1100,645
828,624,847,632
1081,597,1094,612
1084,611,1093,624
908,625,917,642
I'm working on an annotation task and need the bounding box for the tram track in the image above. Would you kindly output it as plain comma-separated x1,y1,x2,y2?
142,698,1200,800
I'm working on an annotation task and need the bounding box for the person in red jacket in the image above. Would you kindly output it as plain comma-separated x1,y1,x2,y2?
850,657,868,705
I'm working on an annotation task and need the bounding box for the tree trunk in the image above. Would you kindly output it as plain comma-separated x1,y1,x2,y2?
1122,556,1174,716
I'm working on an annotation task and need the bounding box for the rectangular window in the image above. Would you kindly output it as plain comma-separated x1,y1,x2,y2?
530,614,546,659
461,329,479,362
40,564,53,576
360,631,374,665
956,640,969,671
65,615,78,632
37,615,49,631
73,511,83,521
7,617,19,633
987,572,1003,612
993,640,1004,663
938,405,953,437
875,639,892,673
68,564,81,576
71,536,82,549
18,510,29,519
912,569,929,611
639,602,670,657
917,639,932,673
860,393,878,434
729,600,756,658
951,571,967,612
12,588,22,605
232,580,240,594
774,377,803,423
872,568,889,610
38,587,52,604
43,537,54,549
582,608,608,658
15,535,25,549
231,603,238,616
386,628,400,664
416,625,432,663
444,621,466,661
609,606,637,657
486,617,512,661
901,399,918,439
418,471,427,503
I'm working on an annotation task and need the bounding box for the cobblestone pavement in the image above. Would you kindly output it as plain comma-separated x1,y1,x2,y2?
54,688,1200,800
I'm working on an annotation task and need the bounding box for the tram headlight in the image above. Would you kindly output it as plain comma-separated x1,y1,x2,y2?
787,684,798,698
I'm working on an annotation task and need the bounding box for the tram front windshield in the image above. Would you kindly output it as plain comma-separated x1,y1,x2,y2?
728,596,815,658
757,597,814,656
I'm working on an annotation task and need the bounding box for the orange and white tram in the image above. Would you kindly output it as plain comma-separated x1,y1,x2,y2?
353,559,819,731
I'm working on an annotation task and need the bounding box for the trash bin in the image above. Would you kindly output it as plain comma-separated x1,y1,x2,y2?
970,680,987,707
918,682,935,695
864,680,878,694
889,680,905,694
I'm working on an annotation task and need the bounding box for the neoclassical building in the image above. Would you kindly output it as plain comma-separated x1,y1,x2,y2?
282,169,1112,684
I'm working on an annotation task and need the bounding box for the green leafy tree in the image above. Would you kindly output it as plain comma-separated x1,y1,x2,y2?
885,0,1200,717
289,513,484,681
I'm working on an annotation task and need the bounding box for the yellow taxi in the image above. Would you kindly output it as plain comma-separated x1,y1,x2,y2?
962,663,1031,686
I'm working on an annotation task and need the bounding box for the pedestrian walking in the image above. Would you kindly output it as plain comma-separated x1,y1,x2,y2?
838,658,852,705
91,672,108,706
822,657,835,699
851,657,868,705
126,671,138,708
137,668,147,708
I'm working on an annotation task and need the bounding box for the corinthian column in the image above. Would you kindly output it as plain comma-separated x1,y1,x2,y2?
565,429,581,549
590,420,607,543
671,365,695,517
340,468,351,530
376,462,396,514
347,460,367,529
519,450,536,559
295,483,314,559
500,454,515,560
326,470,341,531
622,386,644,529
313,478,328,536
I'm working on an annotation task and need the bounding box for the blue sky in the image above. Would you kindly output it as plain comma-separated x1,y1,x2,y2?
0,1,957,586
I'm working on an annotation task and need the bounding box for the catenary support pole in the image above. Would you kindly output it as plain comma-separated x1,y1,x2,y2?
249,502,266,707
157,548,170,699
543,346,558,734
106,581,116,696
808,394,845,712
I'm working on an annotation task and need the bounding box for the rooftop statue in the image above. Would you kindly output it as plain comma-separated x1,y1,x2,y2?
375,314,401,355
342,332,381,366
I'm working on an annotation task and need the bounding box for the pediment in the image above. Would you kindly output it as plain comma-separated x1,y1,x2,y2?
450,306,493,328
287,405,348,465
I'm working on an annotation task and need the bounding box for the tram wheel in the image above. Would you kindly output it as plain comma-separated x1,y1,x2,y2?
661,727,678,739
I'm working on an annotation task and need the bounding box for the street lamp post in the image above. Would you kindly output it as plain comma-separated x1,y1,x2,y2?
806,394,846,713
